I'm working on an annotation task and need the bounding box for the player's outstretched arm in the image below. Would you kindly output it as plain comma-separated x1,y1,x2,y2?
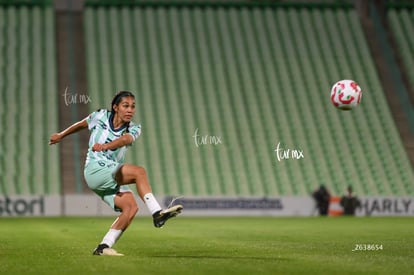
49,118,88,145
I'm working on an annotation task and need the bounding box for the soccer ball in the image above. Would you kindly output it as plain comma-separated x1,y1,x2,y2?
330,79,362,110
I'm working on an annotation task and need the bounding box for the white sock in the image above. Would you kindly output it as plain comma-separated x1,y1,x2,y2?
101,229,123,248
143,193,162,215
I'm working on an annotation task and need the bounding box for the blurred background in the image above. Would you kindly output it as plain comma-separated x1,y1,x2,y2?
0,0,413,216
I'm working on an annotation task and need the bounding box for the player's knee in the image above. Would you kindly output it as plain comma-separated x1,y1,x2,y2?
135,166,147,178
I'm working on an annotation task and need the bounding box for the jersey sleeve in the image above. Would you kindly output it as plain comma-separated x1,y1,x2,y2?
127,122,142,141
86,109,107,130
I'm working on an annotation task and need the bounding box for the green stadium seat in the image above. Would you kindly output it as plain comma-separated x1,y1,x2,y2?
388,9,414,90
0,5,60,195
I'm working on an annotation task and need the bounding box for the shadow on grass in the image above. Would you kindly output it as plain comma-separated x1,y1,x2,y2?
151,255,289,261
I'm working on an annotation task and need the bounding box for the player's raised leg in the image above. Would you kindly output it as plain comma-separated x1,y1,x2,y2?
115,164,183,228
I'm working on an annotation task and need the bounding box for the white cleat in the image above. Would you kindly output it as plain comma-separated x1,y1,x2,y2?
101,248,124,256
93,244,124,256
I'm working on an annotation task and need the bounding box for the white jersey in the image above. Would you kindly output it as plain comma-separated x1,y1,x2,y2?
85,109,141,166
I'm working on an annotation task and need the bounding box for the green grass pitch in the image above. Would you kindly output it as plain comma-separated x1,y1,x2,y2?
0,217,413,274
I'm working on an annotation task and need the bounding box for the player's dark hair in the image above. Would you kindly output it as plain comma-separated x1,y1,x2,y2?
111,91,135,133
111,91,135,112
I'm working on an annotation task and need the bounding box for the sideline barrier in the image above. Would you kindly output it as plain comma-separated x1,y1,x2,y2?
1,195,413,217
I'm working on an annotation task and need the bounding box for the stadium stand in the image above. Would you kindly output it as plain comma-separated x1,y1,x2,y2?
0,2,60,195
387,8,414,95
83,2,414,197
1,1,412,198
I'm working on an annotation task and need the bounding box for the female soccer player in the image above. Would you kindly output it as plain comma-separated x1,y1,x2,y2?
49,91,182,256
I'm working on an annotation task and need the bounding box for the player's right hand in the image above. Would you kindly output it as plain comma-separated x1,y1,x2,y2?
49,133,62,145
